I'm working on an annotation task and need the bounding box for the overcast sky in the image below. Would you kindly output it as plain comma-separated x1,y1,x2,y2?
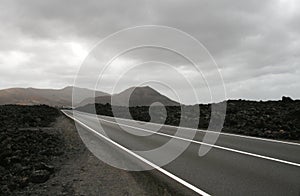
0,0,299,103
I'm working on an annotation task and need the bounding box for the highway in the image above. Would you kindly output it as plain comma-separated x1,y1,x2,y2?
63,110,300,196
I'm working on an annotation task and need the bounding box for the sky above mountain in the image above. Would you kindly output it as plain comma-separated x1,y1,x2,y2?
0,0,299,104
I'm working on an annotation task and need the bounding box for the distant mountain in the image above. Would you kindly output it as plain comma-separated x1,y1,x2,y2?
0,86,109,107
80,86,179,106
0,86,179,107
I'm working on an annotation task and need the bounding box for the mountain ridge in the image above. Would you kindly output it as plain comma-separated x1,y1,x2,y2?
0,86,108,106
0,86,179,107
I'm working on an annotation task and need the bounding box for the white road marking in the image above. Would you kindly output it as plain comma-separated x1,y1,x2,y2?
72,111,300,167
62,111,210,196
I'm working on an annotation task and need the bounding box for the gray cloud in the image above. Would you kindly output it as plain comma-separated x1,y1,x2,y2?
0,0,299,102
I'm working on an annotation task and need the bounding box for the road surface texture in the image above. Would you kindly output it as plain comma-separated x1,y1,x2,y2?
63,110,300,196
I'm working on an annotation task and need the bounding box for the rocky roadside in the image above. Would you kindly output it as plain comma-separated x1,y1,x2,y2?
0,105,62,194
0,105,195,196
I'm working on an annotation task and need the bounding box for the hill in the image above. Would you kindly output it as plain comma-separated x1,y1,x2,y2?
80,86,179,106
0,86,109,107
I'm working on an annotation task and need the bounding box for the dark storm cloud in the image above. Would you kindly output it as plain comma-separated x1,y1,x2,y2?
0,0,153,40
0,0,299,102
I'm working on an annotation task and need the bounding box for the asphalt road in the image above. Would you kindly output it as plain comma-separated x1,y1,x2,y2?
63,110,300,196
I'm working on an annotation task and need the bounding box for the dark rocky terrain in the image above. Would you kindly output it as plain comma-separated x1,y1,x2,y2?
0,105,194,195
77,96,300,140
0,105,62,194
223,97,300,140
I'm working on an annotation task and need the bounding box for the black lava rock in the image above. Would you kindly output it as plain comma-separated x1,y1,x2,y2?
0,105,62,192
30,170,51,183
